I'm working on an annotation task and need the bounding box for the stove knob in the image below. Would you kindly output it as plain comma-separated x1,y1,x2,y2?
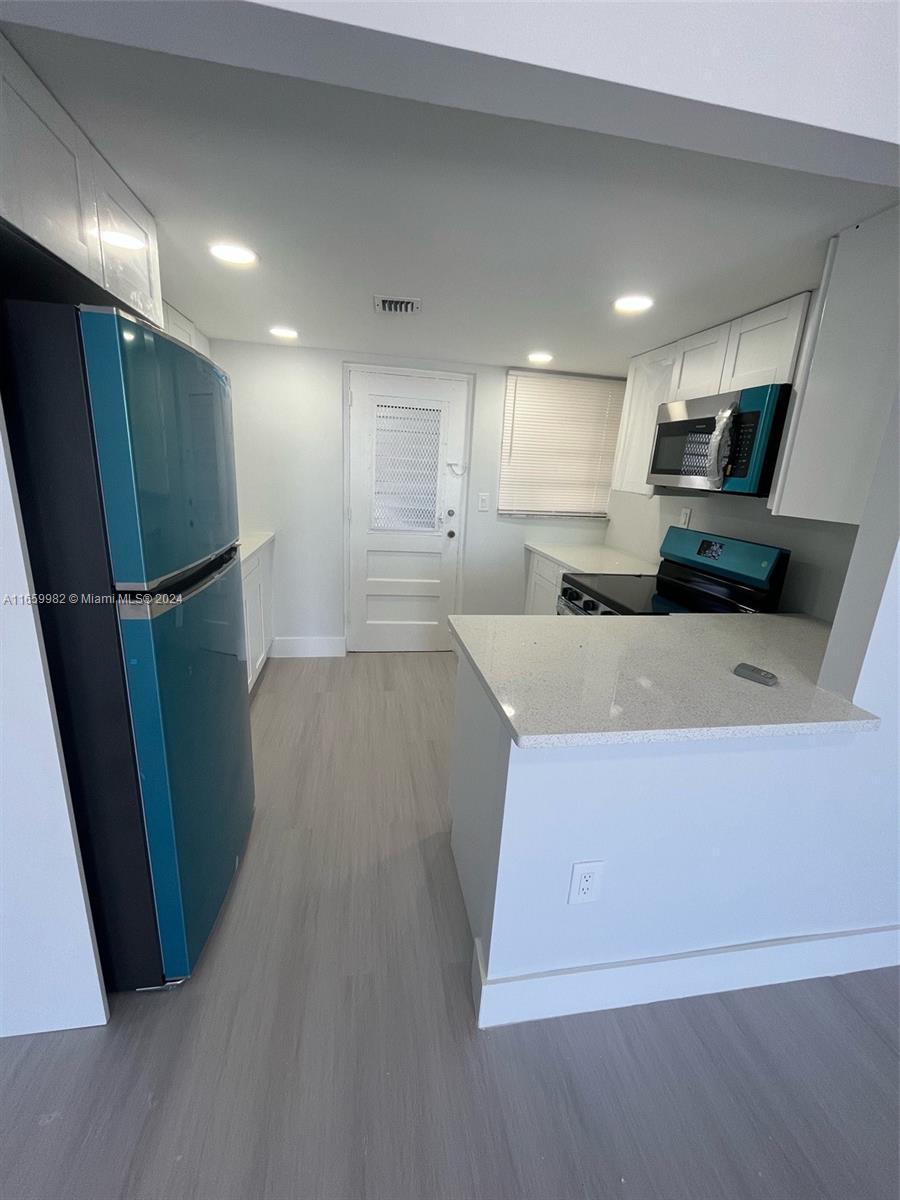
562,587,580,602
582,598,599,613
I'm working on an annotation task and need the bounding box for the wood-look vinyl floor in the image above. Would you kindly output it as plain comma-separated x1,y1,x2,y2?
1,653,897,1200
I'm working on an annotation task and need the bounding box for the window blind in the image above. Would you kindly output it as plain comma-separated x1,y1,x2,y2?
498,369,626,516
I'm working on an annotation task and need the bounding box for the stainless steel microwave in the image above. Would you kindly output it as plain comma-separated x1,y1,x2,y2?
646,383,791,495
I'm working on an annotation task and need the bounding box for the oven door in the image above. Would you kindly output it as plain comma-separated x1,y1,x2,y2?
647,393,738,491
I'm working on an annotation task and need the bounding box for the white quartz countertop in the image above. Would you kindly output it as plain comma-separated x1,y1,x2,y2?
448,613,879,747
239,531,274,561
525,540,658,575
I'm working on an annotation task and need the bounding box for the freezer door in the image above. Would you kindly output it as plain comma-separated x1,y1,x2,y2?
80,309,239,588
119,554,254,979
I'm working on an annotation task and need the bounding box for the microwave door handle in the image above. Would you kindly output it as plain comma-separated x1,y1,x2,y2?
706,400,738,489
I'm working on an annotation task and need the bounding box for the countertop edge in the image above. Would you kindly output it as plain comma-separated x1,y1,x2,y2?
239,531,275,561
524,541,658,573
448,618,881,750
514,716,881,748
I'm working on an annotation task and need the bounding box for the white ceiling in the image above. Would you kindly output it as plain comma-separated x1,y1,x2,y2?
4,23,897,373
272,0,900,144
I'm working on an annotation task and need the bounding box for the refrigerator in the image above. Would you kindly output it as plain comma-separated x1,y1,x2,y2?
1,301,255,990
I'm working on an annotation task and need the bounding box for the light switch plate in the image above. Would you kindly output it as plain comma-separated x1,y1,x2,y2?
478,492,490,512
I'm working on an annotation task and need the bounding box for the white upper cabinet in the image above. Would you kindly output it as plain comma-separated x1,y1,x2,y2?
612,293,811,497
0,35,101,281
163,301,212,358
667,323,731,402
0,32,164,328
720,293,809,392
93,152,163,327
162,301,196,348
769,207,899,525
612,342,679,496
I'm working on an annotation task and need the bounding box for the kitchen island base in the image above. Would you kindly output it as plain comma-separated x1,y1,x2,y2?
448,652,897,1029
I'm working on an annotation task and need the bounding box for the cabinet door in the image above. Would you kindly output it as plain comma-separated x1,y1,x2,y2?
530,572,560,615
191,328,212,360
611,343,678,495
163,302,196,348
770,209,898,524
242,576,254,689
259,543,273,654
242,558,265,690
668,323,730,402
93,151,163,327
720,294,809,391
0,34,101,280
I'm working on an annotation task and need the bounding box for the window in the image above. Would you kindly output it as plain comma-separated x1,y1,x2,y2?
498,369,626,516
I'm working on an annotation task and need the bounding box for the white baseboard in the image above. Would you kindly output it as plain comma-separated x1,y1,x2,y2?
270,636,346,658
472,926,900,1028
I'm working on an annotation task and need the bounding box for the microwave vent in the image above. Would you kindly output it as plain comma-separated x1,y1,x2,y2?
374,295,422,314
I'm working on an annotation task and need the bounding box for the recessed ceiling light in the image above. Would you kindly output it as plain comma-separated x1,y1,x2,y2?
210,242,258,266
269,325,298,339
101,230,146,250
527,351,553,365
614,294,654,314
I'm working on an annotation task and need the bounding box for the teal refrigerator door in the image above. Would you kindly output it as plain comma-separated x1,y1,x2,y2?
119,555,254,979
80,309,239,588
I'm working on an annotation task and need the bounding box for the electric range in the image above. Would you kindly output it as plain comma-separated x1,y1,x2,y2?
558,527,790,616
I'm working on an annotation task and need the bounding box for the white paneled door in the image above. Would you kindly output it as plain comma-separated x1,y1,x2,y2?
347,368,470,651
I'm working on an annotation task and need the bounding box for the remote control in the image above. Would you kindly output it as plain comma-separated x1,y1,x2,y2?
733,662,778,687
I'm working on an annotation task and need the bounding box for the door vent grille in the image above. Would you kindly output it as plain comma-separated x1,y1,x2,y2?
374,295,422,314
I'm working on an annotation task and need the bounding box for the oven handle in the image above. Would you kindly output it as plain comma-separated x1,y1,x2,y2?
556,597,585,615
706,399,738,489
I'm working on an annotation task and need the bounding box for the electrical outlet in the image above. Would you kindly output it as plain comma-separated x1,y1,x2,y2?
477,492,490,512
679,506,692,528
568,860,605,904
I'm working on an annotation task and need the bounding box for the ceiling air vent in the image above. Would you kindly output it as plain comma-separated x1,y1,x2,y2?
374,295,422,314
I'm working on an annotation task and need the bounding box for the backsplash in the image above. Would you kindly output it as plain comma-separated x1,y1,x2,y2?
604,489,858,622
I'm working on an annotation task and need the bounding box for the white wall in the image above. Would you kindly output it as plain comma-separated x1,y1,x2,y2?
212,340,609,647
216,336,861,636
0,415,107,1037
605,488,857,623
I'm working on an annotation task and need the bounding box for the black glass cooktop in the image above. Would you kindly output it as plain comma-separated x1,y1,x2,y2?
562,572,664,615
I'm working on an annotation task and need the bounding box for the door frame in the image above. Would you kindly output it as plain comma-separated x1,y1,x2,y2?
342,363,474,652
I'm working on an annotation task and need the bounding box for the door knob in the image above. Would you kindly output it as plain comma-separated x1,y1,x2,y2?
447,530,456,538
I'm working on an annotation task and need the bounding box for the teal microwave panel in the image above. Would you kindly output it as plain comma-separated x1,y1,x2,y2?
80,310,239,588
722,384,789,495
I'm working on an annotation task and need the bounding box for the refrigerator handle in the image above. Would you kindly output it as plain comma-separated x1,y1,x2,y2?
119,553,239,621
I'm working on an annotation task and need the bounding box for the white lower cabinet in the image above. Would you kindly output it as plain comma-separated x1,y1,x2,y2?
525,551,563,614
241,537,274,692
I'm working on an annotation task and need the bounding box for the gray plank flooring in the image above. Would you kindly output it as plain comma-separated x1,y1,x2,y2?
1,653,897,1200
